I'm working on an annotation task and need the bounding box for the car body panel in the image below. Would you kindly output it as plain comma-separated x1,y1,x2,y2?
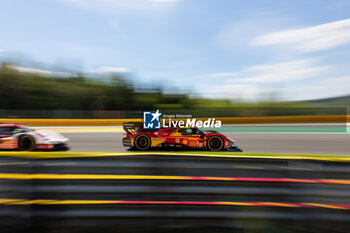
0,123,69,151
122,122,238,151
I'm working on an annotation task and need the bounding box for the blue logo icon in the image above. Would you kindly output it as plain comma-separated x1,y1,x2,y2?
143,109,162,129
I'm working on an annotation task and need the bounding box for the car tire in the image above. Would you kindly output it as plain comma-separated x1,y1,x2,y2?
207,136,224,151
18,135,36,151
134,135,151,151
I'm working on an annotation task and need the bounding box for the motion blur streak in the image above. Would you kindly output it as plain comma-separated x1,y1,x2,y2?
1,173,350,185
1,198,350,210
0,115,347,126
1,151,350,161
1,153,350,232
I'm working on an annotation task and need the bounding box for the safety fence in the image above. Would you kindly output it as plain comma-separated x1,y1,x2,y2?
1,153,350,233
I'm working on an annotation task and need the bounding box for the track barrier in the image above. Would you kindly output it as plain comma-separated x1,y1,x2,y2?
1,152,350,233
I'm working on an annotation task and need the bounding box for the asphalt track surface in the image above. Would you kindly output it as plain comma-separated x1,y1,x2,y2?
2,125,350,232
64,131,350,155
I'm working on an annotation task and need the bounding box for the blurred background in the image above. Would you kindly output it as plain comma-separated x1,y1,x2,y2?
0,0,350,113
1,0,350,233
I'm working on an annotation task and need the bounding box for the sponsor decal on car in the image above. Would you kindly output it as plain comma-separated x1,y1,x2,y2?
0,140,17,149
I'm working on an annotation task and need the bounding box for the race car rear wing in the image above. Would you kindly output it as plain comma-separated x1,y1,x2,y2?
123,122,143,135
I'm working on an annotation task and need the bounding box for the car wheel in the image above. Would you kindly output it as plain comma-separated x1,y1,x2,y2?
207,136,224,151
18,135,36,151
134,135,151,151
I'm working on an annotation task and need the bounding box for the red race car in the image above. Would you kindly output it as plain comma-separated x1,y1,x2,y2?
122,122,242,152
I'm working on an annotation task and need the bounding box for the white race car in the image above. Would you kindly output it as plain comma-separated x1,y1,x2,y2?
0,123,69,151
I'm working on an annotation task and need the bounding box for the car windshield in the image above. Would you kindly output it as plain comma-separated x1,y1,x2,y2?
0,126,31,134
192,128,204,135
179,127,204,135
